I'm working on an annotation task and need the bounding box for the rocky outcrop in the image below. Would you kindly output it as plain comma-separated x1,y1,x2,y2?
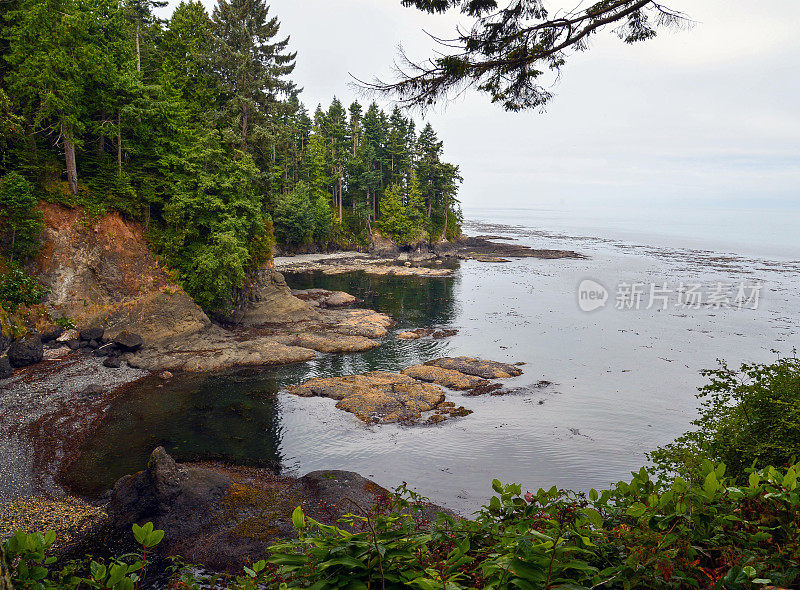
287,357,524,425
401,364,487,390
110,447,231,546
125,326,317,372
222,267,320,326
287,333,380,354
292,289,358,308
287,371,445,424
425,357,524,379
108,448,451,570
31,204,210,347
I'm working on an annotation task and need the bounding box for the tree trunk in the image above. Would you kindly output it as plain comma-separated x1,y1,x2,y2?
116,112,122,176
338,175,342,221
63,123,78,195
241,105,248,149
136,20,141,73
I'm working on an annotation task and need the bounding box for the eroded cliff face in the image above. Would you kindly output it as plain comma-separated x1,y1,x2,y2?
30,204,210,346
28,204,320,345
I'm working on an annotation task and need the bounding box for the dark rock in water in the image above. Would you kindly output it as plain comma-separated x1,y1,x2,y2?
0,355,12,379
87,339,100,350
79,327,104,342
67,339,81,351
80,384,104,396
0,332,9,353
109,447,232,560
94,343,117,357
108,448,453,571
39,326,64,343
103,356,121,369
112,331,143,352
8,336,43,368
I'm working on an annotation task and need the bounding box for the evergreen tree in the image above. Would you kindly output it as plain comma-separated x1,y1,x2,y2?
211,0,296,149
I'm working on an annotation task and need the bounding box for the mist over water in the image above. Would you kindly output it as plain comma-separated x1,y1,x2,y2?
66,206,800,513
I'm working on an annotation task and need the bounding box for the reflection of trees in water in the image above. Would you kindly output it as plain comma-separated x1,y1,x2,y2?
284,270,458,328
65,272,461,498
62,371,286,498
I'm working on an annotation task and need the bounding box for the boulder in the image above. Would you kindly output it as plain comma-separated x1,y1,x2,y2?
223,267,320,326
7,335,43,367
0,355,12,379
107,449,453,571
425,357,523,379
287,371,445,424
80,384,104,396
79,327,104,342
56,329,78,343
324,291,358,307
109,447,231,539
67,339,81,350
39,325,64,343
112,331,143,352
103,356,121,369
402,364,488,390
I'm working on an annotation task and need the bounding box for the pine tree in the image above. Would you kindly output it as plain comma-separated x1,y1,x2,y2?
211,0,296,150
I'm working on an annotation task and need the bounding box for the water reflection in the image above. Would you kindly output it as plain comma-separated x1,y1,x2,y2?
63,271,459,498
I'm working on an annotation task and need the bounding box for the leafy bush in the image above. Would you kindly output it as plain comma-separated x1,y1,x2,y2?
4,463,800,589
649,355,800,484
0,172,43,264
273,183,313,246
2,522,163,590
0,261,49,312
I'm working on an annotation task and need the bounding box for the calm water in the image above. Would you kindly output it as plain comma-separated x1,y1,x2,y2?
65,207,800,513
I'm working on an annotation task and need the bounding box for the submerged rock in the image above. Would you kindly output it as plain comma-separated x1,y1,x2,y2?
425,357,523,379
397,331,421,340
287,371,445,424
7,335,43,368
401,364,487,390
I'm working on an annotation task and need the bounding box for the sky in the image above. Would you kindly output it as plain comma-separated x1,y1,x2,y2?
177,0,800,210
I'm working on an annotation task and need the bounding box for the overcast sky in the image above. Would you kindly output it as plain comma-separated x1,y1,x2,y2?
183,0,800,210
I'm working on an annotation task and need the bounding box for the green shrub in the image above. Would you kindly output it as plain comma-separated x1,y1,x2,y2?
0,261,49,312
273,183,313,246
0,172,43,264
649,355,800,484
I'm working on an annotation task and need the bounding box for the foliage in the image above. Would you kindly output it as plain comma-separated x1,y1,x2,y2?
2,522,163,590
372,1,687,111
157,131,264,310
0,172,43,263
650,355,800,485
0,0,464,312
0,261,49,312
272,182,312,246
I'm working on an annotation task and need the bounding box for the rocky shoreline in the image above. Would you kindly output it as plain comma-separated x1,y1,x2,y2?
0,205,577,567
